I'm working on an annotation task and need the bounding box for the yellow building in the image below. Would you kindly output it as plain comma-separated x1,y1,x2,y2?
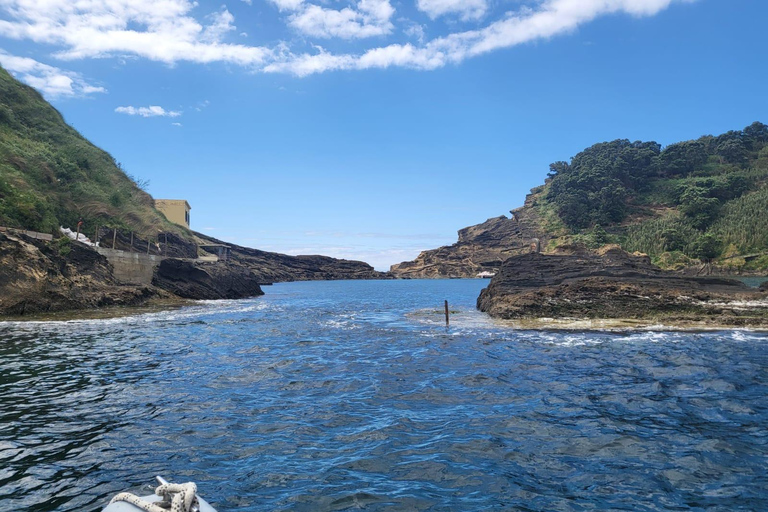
155,199,191,228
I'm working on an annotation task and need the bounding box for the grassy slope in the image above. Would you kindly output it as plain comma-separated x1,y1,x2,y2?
0,66,185,240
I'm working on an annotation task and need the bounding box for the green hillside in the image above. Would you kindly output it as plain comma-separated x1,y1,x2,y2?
538,122,768,270
0,66,185,240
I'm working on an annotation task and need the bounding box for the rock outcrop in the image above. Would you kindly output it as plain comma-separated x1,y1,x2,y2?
0,232,162,316
477,245,768,326
0,227,384,316
390,192,547,278
194,233,387,282
152,259,263,300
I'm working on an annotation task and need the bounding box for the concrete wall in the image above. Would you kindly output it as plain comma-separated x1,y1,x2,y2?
96,247,164,285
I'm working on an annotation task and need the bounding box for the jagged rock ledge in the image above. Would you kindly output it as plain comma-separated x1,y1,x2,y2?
477,245,768,327
152,258,264,300
0,233,262,317
0,232,167,316
390,190,548,279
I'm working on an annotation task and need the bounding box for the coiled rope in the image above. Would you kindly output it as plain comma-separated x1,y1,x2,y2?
110,482,199,512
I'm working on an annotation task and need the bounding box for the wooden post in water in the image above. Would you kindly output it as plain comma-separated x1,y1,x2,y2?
130,232,134,252
112,228,117,249
147,238,151,254
444,300,450,326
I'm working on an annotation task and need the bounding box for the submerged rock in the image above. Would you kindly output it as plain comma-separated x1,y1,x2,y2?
477,245,768,325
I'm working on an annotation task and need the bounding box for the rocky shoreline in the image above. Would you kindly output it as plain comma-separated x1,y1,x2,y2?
0,232,168,316
477,245,768,327
0,230,385,317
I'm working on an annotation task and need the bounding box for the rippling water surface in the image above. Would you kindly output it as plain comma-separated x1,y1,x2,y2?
1,279,767,511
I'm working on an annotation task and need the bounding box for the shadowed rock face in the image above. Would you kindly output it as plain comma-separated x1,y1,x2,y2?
152,259,264,300
477,246,768,325
0,233,161,316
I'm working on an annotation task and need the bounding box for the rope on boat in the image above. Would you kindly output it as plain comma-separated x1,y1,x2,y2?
110,482,198,512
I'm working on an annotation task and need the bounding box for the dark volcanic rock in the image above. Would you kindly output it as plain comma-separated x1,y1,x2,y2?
477,245,768,324
761,280,768,292
194,232,387,282
0,233,161,316
153,258,264,300
390,192,548,278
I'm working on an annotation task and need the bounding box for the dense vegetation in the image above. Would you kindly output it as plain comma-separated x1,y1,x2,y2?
543,122,768,269
0,66,183,240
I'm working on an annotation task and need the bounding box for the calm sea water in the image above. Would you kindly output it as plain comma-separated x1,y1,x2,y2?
1,279,767,511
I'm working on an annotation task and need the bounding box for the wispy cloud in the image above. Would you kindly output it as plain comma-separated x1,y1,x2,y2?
416,0,488,21
285,0,395,39
0,50,105,98
0,0,694,78
0,0,271,66
115,105,182,117
266,0,696,76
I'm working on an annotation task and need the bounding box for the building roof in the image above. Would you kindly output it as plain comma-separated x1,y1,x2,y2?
155,199,191,210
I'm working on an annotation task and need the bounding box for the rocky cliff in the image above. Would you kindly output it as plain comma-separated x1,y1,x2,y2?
152,258,264,300
0,226,388,316
390,193,547,278
0,232,163,316
477,245,768,326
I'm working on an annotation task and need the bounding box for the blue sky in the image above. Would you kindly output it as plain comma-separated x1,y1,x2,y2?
0,0,766,269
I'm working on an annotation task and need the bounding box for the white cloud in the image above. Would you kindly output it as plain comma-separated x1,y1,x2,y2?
115,105,182,117
0,50,106,98
0,0,272,66
202,8,236,43
416,0,488,21
267,0,306,12
285,0,395,39
171,122,182,126
268,0,695,76
0,0,694,77
403,22,426,43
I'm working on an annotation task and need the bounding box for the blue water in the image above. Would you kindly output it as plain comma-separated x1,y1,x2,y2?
1,279,767,511
737,276,768,288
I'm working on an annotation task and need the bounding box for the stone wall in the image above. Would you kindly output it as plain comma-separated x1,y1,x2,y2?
95,247,164,285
